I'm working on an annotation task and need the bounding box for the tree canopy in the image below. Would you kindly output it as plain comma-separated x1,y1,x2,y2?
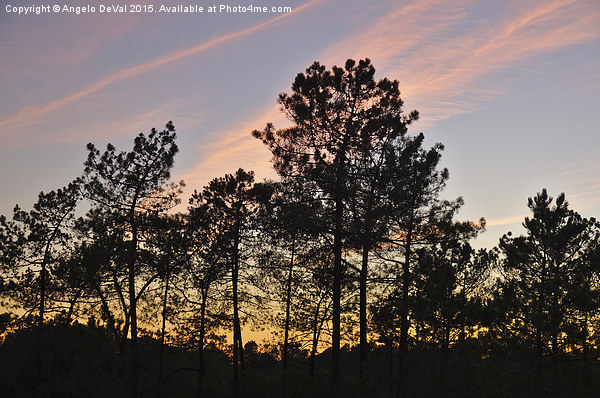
1,61,599,398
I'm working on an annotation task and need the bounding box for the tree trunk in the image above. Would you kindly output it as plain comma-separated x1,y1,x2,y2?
39,257,47,331
309,294,323,378
359,242,369,390
198,283,209,398
436,323,450,398
157,273,170,398
129,209,139,398
232,221,242,398
95,285,120,342
282,236,296,395
310,294,328,398
583,310,590,390
66,288,83,324
398,236,411,398
331,174,344,397
120,309,131,356
35,243,52,395
534,265,546,398
331,143,349,397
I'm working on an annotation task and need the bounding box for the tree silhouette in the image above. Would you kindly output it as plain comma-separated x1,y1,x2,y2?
8,180,82,327
253,176,336,391
1,179,82,393
374,132,483,397
189,168,264,397
83,121,180,398
69,206,128,346
187,181,243,397
254,58,418,396
498,189,600,396
564,234,600,389
2,67,600,398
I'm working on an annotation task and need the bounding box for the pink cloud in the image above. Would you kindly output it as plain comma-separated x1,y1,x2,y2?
177,105,285,190
177,0,600,194
0,14,138,76
320,0,600,123
0,0,320,137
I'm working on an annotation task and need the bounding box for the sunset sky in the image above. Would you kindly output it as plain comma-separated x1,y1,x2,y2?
1,0,599,249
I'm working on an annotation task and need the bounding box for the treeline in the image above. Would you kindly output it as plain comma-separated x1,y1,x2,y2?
1,59,599,398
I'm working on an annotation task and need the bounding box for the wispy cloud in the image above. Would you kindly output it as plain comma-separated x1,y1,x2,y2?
0,13,138,75
0,0,319,135
177,105,285,189
485,215,526,227
321,0,600,123
98,99,198,141
0,100,191,149
550,159,600,212
177,0,600,195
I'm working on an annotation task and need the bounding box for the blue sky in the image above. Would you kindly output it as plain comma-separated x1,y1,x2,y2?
1,0,599,249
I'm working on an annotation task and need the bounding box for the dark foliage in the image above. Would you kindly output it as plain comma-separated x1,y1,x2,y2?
1,62,599,398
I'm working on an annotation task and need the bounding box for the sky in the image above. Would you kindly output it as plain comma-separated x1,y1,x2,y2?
1,0,599,250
